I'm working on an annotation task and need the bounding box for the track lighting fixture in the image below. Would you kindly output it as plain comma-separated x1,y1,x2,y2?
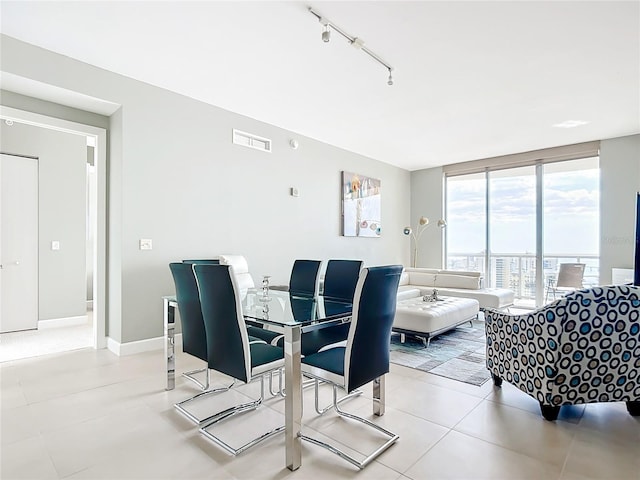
322,24,330,42
309,6,395,86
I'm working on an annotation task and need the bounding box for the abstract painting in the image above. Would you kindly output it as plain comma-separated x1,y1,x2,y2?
341,171,381,237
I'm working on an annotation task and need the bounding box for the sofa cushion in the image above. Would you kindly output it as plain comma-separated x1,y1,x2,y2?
434,274,481,290
399,271,410,286
436,287,514,309
407,272,438,287
396,286,421,301
439,269,481,278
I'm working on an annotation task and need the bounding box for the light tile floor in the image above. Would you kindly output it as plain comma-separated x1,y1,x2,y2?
0,315,92,363
1,347,638,480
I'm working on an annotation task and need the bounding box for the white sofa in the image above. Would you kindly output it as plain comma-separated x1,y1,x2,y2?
397,267,515,309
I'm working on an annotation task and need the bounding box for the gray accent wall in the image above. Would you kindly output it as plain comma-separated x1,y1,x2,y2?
1,35,411,344
410,167,445,268
599,134,640,284
0,122,87,320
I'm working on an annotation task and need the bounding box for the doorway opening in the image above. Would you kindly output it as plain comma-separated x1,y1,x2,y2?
0,106,107,361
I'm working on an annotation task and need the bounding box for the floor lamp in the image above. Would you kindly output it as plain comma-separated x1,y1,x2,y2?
403,216,446,268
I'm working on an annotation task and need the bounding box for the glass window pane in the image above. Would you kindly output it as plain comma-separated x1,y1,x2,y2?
446,173,486,273
489,166,536,300
543,157,600,301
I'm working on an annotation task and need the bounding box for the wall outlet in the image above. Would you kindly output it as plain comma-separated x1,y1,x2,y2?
139,239,153,250
51,240,60,251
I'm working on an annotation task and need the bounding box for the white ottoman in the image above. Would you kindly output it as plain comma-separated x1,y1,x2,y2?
393,296,480,346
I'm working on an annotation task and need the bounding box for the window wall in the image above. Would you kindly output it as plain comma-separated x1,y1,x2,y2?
445,157,599,309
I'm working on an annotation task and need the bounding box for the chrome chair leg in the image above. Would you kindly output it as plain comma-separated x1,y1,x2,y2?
199,374,285,455
300,383,398,469
269,368,289,398
182,367,209,390
313,378,363,416
174,376,237,425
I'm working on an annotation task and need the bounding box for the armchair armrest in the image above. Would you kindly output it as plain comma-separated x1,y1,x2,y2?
484,305,562,404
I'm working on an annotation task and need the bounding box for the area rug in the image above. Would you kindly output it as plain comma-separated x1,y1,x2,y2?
389,320,490,386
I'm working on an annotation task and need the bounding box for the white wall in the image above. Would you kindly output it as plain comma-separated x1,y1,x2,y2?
0,35,411,344
0,121,87,320
599,134,640,284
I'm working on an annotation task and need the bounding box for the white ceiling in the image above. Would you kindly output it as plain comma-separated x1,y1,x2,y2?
1,1,638,171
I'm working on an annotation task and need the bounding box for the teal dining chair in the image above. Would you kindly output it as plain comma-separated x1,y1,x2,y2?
300,265,403,469
193,263,286,455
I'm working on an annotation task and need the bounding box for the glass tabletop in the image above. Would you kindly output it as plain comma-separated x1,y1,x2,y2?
242,288,352,328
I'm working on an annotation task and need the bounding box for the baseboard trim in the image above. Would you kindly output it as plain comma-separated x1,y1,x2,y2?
107,333,182,356
38,315,87,329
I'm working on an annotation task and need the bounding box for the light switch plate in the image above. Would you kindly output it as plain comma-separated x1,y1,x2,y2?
51,241,60,251
290,187,299,197
139,239,153,250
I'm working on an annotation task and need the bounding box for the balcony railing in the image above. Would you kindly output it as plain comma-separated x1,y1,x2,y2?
447,253,600,309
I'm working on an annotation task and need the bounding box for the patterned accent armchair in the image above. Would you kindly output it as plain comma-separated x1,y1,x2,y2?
484,285,640,421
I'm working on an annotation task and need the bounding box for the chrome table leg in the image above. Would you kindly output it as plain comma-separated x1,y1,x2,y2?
373,375,385,416
284,325,302,470
164,297,176,391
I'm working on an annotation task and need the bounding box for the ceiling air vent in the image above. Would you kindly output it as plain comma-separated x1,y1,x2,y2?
232,129,272,153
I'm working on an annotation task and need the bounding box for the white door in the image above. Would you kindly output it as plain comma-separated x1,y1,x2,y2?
0,153,38,333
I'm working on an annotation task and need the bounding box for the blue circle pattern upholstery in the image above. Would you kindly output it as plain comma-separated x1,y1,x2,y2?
485,285,640,407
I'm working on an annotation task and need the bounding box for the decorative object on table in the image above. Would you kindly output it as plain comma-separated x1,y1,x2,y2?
403,216,446,267
389,319,489,386
423,288,441,302
341,171,381,237
259,275,271,318
485,284,640,421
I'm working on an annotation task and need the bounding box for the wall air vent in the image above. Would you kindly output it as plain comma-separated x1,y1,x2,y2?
232,129,272,153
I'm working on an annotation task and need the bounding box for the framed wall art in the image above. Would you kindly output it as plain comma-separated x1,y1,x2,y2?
341,171,381,237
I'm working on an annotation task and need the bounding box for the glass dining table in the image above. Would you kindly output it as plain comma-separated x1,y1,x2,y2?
162,288,386,470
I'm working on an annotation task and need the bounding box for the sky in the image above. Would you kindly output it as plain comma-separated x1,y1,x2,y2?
446,164,600,256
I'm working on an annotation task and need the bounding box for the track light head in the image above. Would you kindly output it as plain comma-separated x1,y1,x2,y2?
322,25,330,43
